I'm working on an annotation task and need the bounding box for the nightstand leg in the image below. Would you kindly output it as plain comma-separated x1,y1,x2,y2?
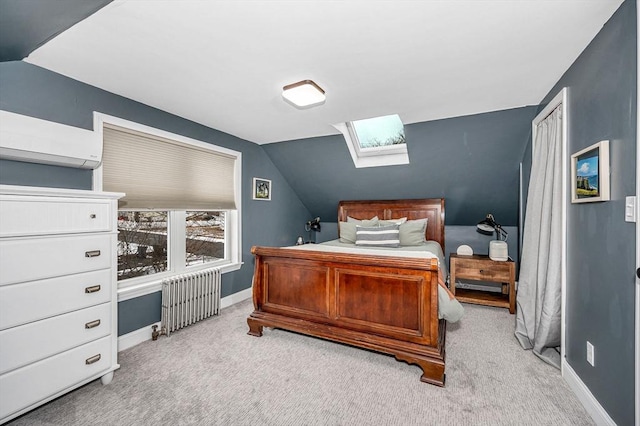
450,270,456,295
509,276,516,314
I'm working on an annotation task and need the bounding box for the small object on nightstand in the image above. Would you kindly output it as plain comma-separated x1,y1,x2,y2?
296,236,304,245
456,244,473,256
489,240,508,261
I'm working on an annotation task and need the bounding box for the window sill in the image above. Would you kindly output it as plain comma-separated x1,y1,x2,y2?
117,261,243,302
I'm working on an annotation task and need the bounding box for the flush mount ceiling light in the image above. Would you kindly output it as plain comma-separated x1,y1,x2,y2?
282,79,326,108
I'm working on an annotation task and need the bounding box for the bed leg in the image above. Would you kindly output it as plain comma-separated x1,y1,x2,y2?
395,354,445,387
247,318,263,337
420,370,446,387
416,359,445,387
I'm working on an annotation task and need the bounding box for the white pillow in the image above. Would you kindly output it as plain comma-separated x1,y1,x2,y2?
379,217,407,226
346,216,379,227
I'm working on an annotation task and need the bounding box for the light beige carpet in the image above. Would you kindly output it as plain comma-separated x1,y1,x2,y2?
9,300,593,425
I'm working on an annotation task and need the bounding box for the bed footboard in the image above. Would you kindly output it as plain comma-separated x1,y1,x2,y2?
247,246,446,386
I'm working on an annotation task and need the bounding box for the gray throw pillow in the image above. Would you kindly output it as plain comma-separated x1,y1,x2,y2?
339,221,357,243
355,224,400,248
399,218,428,246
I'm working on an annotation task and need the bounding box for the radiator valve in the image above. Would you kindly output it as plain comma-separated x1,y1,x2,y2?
151,325,166,341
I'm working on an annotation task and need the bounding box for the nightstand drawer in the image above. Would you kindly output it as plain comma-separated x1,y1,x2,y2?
454,260,512,282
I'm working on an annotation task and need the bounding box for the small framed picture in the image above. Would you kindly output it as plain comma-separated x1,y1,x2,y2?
571,140,610,203
252,177,271,201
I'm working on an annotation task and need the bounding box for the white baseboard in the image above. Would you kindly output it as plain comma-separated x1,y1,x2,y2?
117,288,253,352
562,359,616,425
118,321,162,352
220,287,252,309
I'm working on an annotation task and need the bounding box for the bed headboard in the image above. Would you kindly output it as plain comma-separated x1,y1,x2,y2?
337,198,446,251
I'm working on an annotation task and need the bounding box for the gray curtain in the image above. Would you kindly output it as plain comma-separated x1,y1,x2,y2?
515,107,563,368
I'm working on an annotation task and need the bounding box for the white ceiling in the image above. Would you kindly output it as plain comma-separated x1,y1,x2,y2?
24,0,623,144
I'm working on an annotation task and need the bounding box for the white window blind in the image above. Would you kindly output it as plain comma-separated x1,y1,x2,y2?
102,124,236,210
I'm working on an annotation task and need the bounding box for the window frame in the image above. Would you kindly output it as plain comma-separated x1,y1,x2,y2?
348,122,408,158
334,116,409,168
92,112,242,301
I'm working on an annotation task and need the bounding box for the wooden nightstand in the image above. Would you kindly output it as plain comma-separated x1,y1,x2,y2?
449,253,516,314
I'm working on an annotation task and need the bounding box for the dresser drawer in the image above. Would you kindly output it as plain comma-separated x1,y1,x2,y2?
0,303,111,374
0,198,112,237
0,269,111,330
0,336,112,421
452,258,512,282
0,234,113,285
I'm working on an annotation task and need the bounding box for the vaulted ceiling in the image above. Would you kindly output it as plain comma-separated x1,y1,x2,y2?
0,0,623,144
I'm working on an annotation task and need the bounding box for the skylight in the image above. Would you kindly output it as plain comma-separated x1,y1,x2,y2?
350,114,405,149
335,114,409,168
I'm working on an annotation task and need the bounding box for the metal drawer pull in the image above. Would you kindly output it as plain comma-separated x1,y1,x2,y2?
85,354,101,365
90,213,97,219
85,250,101,258
85,285,101,293
85,319,101,329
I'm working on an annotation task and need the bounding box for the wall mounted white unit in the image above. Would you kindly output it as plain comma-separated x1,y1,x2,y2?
0,110,101,169
0,185,123,424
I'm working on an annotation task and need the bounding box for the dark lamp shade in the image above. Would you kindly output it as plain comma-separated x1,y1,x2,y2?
476,214,507,240
306,217,321,232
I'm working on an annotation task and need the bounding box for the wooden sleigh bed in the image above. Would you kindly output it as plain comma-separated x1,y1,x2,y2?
247,199,447,386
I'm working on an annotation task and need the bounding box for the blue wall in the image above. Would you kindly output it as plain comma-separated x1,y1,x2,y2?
0,61,312,335
523,1,636,423
263,106,537,227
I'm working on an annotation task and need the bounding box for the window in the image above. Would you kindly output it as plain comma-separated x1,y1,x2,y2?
117,211,168,280
116,210,227,281
335,114,409,168
94,113,242,298
185,211,225,266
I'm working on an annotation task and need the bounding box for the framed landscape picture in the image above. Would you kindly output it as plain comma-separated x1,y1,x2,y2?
252,177,271,201
571,140,609,203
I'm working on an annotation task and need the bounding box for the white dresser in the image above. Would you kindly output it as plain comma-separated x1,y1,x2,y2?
0,185,123,424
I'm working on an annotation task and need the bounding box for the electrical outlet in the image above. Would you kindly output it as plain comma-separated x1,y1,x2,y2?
586,341,595,366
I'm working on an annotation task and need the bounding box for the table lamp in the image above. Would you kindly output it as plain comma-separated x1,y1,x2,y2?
476,214,508,261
